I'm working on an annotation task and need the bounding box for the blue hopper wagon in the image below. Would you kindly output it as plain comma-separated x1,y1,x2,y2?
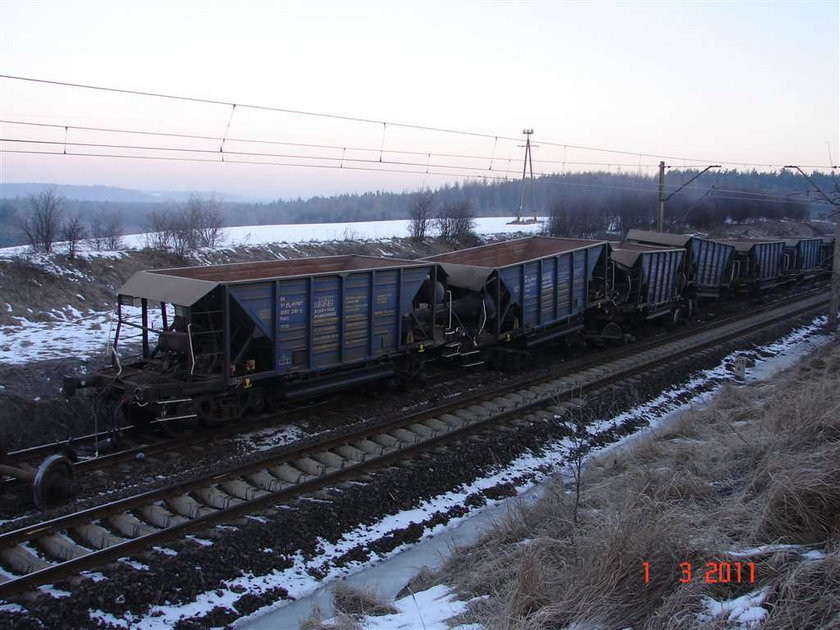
424,236,608,349
626,230,736,299
105,255,443,424
608,242,685,319
784,238,824,278
720,239,787,292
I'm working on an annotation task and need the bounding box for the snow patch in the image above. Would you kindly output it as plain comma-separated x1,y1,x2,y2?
324,584,471,630
0,603,25,614
237,426,307,451
119,558,150,571
697,588,769,627
38,584,72,599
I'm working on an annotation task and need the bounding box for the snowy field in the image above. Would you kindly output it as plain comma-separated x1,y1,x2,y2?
0,217,545,258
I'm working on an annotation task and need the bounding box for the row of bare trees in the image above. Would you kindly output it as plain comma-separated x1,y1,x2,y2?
17,189,226,257
408,192,478,244
144,194,225,255
19,189,124,257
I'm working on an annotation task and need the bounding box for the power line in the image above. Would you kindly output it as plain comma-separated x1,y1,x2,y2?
0,118,664,169
0,136,536,175
1,73,834,171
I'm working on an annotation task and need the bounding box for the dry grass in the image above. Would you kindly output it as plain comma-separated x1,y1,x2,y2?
331,582,398,617
300,608,361,630
761,548,840,629
434,339,840,629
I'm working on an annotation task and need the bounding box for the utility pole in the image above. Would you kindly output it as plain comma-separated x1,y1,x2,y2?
657,161,666,232
516,129,535,223
785,165,840,332
657,163,721,232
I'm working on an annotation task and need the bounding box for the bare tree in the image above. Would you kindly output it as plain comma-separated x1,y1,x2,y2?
435,201,477,244
544,198,607,239
20,188,63,252
61,215,86,259
102,211,124,250
89,217,105,251
555,391,592,527
409,191,434,241
185,194,224,248
145,196,225,256
144,210,174,251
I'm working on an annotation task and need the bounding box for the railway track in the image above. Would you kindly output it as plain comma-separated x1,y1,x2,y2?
0,291,827,600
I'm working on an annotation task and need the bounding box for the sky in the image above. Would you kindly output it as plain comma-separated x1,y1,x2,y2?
0,0,838,200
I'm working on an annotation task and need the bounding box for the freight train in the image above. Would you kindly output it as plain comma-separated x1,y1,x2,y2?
64,232,832,433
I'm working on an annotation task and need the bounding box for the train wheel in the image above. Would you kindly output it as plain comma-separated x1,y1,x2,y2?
196,397,241,427
33,454,77,510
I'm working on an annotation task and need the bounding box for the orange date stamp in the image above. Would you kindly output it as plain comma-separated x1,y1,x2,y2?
643,561,756,585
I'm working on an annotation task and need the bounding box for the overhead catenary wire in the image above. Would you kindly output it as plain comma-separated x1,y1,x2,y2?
1,73,835,171
0,118,664,168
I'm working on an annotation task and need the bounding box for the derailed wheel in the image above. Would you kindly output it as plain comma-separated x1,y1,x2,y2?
33,454,77,510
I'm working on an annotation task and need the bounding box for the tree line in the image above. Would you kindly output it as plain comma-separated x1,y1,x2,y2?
1,169,836,249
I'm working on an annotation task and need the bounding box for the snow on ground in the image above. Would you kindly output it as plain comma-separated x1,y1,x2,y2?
0,310,115,365
0,217,545,258
319,585,477,630
237,425,308,452
100,317,829,630
697,589,770,628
